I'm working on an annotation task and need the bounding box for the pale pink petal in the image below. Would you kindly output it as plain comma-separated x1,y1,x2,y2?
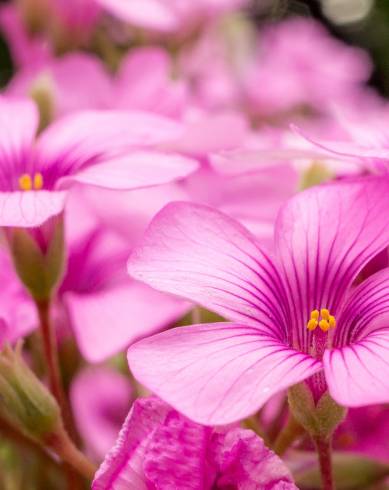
71,366,132,461
62,152,198,190
92,397,171,490
275,177,389,352
128,323,321,425
128,202,288,336
65,282,188,363
35,110,186,177
324,331,389,407
0,190,66,227
96,0,178,32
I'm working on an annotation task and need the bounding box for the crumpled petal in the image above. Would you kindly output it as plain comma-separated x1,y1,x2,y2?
93,396,298,489
65,282,189,363
128,323,321,425
324,330,389,407
211,427,297,489
275,177,389,352
128,202,288,338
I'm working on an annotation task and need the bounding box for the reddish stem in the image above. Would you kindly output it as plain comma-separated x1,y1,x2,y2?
314,437,334,490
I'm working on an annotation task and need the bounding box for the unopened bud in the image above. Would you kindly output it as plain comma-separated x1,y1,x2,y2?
0,342,62,442
7,213,66,301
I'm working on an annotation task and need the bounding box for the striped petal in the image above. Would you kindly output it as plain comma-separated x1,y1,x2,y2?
324,331,389,407
275,177,389,351
128,323,321,425
128,202,288,339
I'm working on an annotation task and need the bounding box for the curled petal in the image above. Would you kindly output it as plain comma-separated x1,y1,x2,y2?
128,323,321,425
324,331,389,407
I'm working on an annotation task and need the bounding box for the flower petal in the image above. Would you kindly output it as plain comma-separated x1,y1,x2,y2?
335,268,389,346
65,282,189,363
62,152,198,191
128,323,321,425
0,96,38,186
0,190,66,227
275,177,389,351
128,202,288,338
92,397,170,490
324,331,389,407
35,110,186,180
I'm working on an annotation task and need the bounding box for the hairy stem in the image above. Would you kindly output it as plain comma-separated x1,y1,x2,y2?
314,436,334,490
35,300,73,435
46,428,97,481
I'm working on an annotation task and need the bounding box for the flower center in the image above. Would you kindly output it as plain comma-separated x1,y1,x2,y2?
306,308,336,332
18,173,44,191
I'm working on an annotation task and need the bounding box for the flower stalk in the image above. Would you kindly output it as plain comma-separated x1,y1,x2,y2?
314,436,334,490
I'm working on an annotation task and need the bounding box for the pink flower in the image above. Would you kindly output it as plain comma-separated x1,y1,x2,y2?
243,17,372,118
128,177,389,424
71,366,133,461
0,96,197,228
92,396,297,489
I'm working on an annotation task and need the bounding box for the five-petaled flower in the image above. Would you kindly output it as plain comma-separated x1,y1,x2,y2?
127,176,389,425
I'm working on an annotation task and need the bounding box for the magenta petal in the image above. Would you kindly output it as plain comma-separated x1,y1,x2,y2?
324,331,389,407
63,152,198,190
276,177,389,350
128,323,321,425
0,190,66,227
128,202,288,336
212,427,297,488
65,282,189,363
335,268,389,346
92,398,169,489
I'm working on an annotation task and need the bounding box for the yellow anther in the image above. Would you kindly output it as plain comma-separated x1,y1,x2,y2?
18,174,32,191
310,309,320,321
33,172,43,190
319,319,330,332
320,308,330,321
307,319,318,331
329,315,336,329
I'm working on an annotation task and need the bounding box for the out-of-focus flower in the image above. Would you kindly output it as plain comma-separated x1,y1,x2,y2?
71,366,132,461
243,17,372,121
92,396,297,489
128,177,389,425
0,96,197,229
96,0,247,34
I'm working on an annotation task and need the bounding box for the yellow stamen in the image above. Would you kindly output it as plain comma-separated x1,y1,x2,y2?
33,172,43,190
18,172,44,191
307,319,318,331
310,309,320,321
307,308,336,332
18,174,32,191
320,308,330,321
319,319,330,332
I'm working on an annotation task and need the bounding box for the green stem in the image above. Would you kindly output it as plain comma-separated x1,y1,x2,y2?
314,436,334,490
273,414,304,456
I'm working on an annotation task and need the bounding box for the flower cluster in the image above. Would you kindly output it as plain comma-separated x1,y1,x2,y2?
0,1,389,489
